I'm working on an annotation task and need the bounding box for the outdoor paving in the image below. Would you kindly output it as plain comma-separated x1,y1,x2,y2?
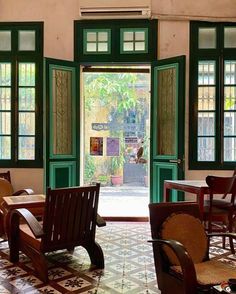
99,185,149,217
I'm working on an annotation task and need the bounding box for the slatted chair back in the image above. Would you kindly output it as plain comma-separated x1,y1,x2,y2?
42,183,100,251
206,175,236,198
0,171,11,183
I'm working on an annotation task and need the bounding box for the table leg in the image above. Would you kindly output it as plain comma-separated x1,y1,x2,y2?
164,186,170,202
197,189,204,218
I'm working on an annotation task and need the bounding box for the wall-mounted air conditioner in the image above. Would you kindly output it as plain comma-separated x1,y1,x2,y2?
79,6,151,19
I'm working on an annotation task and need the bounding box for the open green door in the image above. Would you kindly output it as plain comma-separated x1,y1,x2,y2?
150,56,185,203
44,58,79,189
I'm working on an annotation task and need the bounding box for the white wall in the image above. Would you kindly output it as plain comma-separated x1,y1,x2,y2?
0,0,234,192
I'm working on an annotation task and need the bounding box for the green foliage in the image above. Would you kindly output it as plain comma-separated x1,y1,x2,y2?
84,154,95,184
110,155,125,175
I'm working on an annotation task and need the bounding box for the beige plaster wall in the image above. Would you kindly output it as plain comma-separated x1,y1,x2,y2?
0,0,234,192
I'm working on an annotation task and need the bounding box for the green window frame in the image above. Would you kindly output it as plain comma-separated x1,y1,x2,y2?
0,22,43,168
189,21,236,170
83,29,111,54
120,28,148,54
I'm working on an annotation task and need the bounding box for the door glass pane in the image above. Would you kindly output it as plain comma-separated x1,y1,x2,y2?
198,61,215,85
19,88,35,110
224,87,236,110
135,31,145,41
98,43,108,52
123,42,133,51
135,42,145,51
123,32,134,41
224,112,236,136
224,61,236,84
18,137,35,159
19,113,35,135
0,136,11,159
87,43,97,52
0,112,11,134
198,137,215,161
198,87,215,110
0,88,11,110
87,32,96,42
224,138,236,161
18,30,35,51
157,67,176,156
52,68,73,155
19,63,35,86
0,31,11,51
0,63,11,86
198,28,216,49
198,113,215,136
98,32,108,42
224,27,236,48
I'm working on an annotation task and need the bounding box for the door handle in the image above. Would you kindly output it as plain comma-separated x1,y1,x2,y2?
169,159,182,164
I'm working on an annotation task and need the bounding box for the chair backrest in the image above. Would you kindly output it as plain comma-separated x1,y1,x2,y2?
0,171,11,183
42,183,100,251
0,178,14,200
206,175,236,197
149,201,201,239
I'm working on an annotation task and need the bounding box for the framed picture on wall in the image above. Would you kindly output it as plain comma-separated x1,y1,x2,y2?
90,137,103,156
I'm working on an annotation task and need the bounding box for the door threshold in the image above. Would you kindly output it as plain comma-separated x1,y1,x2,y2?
102,216,149,222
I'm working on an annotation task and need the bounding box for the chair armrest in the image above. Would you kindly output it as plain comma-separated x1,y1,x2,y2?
148,239,197,293
10,208,44,238
96,214,106,227
12,189,34,196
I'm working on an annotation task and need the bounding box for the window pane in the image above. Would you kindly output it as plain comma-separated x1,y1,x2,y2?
135,31,145,41
224,112,236,136
224,138,236,161
198,113,215,136
0,112,11,134
19,113,35,135
86,32,96,42
224,27,236,48
198,61,215,85
224,87,236,110
0,88,11,110
18,137,35,160
123,32,133,41
135,42,145,51
19,63,35,86
198,28,216,49
87,43,96,52
198,137,215,161
98,32,108,42
0,63,11,86
18,30,35,51
198,87,215,110
0,31,11,51
98,43,108,52
224,61,236,85
123,42,134,51
0,136,11,159
19,88,35,110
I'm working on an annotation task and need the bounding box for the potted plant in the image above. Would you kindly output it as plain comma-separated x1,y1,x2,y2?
110,156,124,186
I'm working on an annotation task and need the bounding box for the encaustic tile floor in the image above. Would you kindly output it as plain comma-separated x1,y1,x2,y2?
0,222,235,294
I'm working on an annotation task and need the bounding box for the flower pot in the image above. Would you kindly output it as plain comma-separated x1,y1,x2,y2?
111,175,123,186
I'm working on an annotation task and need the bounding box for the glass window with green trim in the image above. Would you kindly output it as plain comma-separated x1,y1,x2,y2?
0,23,43,167
189,22,236,169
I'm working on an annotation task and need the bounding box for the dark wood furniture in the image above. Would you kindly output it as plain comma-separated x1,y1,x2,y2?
9,183,104,282
205,175,236,253
0,178,35,239
149,202,236,294
2,194,45,237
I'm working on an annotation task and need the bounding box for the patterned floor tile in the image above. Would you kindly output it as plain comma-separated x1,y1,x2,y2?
10,275,42,291
0,285,11,294
58,276,91,291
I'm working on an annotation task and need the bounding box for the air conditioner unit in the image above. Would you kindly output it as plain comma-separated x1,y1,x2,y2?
79,6,151,19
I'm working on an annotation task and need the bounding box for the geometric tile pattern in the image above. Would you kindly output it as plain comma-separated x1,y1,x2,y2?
0,222,235,293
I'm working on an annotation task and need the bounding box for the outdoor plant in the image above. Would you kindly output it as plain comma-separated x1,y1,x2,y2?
84,154,96,184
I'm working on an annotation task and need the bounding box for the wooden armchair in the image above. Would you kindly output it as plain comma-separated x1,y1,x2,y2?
9,183,104,282
149,202,236,294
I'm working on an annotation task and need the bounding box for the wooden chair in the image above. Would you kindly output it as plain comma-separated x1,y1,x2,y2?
204,175,236,252
149,202,236,294
0,177,34,239
9,183,104,282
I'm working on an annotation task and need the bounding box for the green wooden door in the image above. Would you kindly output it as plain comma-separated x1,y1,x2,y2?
44,58,79,189
150,56,185,203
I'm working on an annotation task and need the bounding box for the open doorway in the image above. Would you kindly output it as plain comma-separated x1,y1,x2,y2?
81,65,150,218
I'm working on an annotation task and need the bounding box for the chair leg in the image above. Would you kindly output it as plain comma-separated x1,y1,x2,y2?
84,241,104,269
21,243,48,283
228,213,235,254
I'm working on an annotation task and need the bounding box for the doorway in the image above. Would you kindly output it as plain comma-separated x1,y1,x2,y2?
81,65,150,218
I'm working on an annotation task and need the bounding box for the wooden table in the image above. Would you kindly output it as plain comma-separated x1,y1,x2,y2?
2,194,45,237
164,180,210,216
